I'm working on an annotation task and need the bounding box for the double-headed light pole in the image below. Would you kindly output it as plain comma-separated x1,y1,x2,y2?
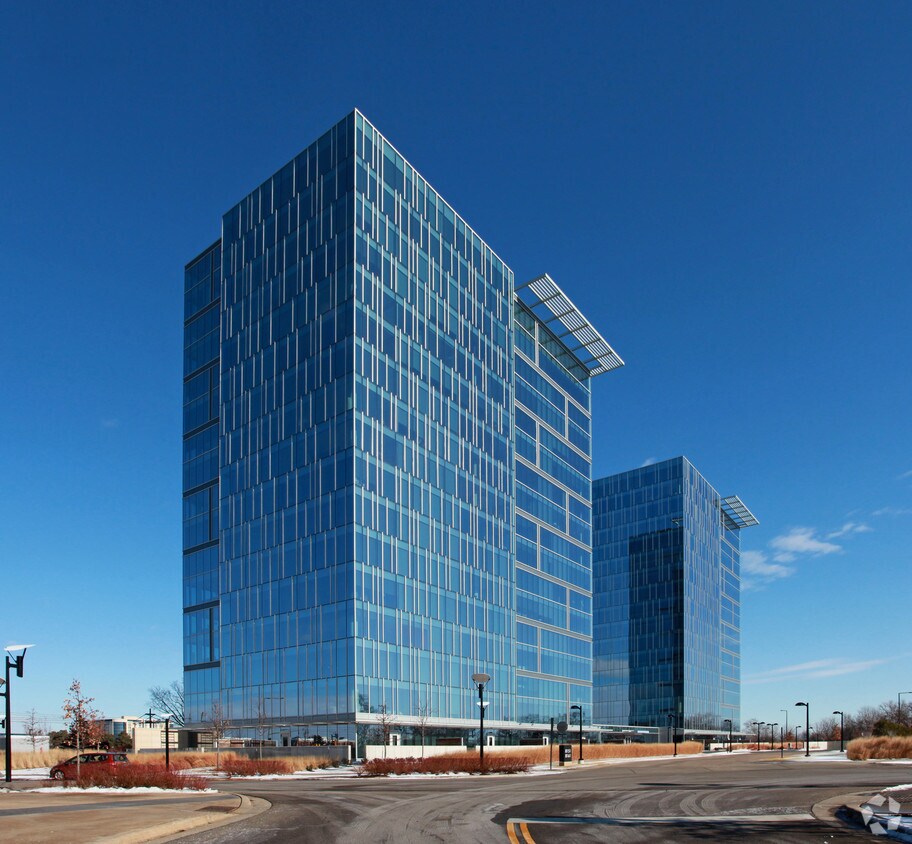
722,718,732,752
833,710,845,753
472,673,490,774
2,645,34,783
570,704,584,763
795,702,810,757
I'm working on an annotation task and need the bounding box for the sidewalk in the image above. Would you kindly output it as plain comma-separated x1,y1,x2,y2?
0,779,268,844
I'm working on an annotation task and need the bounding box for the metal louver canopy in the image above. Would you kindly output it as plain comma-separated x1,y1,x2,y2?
516,274,624,376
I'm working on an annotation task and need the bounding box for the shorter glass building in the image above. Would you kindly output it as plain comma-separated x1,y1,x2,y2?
592,457,757,733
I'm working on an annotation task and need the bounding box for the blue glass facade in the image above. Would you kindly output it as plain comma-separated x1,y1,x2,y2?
182,240,222,724
513,304,593,725
592,457,754,732
183,111,621,740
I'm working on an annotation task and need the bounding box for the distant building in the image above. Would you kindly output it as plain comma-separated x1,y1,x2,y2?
97,716,142,737
592,457,757,733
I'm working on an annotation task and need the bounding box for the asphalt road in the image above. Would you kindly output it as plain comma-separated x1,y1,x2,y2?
175,752,912,844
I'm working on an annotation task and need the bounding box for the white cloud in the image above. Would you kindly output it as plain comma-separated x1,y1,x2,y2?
826,521,873,539
873,507,912,517
900,469,912,480
769,527,841,563
740,550,794,592
744,656,891,685
640,457,657,467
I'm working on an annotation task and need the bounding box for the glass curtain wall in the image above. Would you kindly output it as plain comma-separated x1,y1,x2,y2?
592,457,747,732
183,240,222,725
513,303,593,727
218,114,357,737
351,113,515,729
592,458,685,726
682,462,723,730
720,525,741,730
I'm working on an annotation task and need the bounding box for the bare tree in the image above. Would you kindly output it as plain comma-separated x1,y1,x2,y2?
376,705,397,759
63,679,104,778
256,696,269,760
415,702,432,758
847,705,880,738
813,716,838,740
148,681,185,727
201,702,230,769
23,708,47,752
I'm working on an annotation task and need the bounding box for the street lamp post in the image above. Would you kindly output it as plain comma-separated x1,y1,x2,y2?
570,705,583,763
833,710,845,754
755,721,765,751
796,702,810,757
668,714,678,757
781,709,789,750
472,673,490,774
2,645,33,783
723,719,732,752
549,717,555,771
899,692,912,726
768,723,778,753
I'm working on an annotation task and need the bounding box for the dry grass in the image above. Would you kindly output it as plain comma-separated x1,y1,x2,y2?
128,751,237,769
847,737,912,760
291,755,336,772
220,758,295,776
474,741,703,765
1,748,73,770
130,752,336,773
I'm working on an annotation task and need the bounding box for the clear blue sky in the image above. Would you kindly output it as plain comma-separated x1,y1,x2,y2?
2,0,909,732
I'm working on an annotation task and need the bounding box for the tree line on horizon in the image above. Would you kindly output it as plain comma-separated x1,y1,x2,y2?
745,697,912,741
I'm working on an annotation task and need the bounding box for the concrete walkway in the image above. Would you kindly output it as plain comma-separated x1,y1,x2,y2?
0,780,268,843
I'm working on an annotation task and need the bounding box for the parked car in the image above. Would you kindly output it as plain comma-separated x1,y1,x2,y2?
49,752,129,780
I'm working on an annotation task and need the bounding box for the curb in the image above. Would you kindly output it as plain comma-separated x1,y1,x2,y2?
93,793,272,844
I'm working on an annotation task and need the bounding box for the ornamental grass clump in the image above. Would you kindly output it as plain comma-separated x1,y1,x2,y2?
478,741,703,765
129,751,234,770
847,737,912,761
219,758,295,776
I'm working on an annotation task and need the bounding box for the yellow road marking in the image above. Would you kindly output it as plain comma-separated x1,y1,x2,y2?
506,821,521,844
519,821,536,842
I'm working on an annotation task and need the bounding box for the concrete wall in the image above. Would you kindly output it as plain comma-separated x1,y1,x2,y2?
131,725,178,753
363,744,467,761
11,735,49,752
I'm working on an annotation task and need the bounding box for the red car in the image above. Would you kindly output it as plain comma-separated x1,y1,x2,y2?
49,752,129,780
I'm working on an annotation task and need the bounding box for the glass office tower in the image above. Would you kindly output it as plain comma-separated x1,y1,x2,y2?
513,277,621,727
183,111,623,742
591,457,756,732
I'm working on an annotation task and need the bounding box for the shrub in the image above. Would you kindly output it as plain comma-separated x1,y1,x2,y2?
847,736,912,761
357,753,533,777
220,758,294,776
74,763,209,790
